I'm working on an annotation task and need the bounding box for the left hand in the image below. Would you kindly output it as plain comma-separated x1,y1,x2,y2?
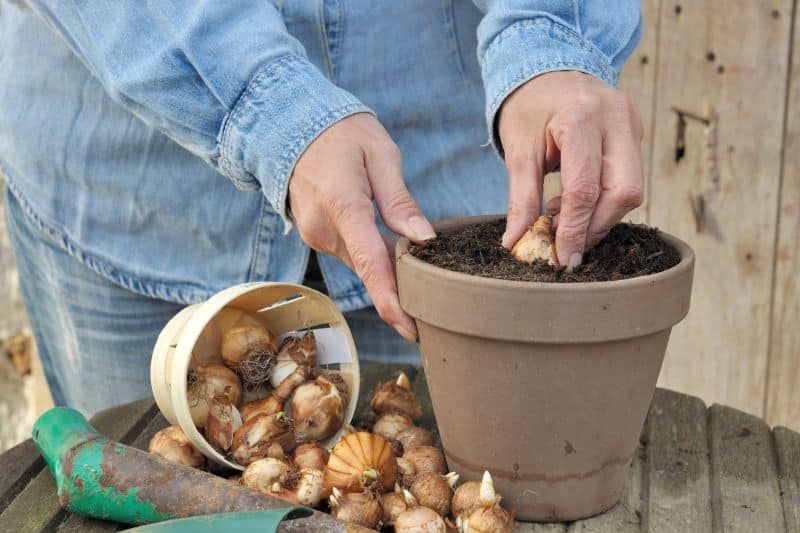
497,71,644,269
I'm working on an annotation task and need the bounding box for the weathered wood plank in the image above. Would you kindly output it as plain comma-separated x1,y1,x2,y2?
650,0,792,418
618,0,661,224
708,404,785,532
0,399,156,533
0,438,44,515
774,426,800,532
766,1,800,431
644,388,712,532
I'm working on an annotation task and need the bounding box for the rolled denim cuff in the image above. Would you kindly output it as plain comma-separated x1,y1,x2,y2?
218,54,372,230
482,17,618,157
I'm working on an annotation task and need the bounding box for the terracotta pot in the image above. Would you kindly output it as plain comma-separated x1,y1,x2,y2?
396,215,694,521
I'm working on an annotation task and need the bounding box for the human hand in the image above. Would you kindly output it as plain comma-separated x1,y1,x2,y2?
288,113,435,341
497,71,644,269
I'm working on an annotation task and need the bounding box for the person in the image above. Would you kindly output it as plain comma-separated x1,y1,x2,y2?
0,1,644,415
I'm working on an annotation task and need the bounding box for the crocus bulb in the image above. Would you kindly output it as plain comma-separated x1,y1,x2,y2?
221,324,279,385
148,426,205,469
394,489,447,533
397,425,434,450
373,413,414,441
452,480,481,519
459,471,515,533
329,487,382,529
293,442,329,471
371,371,422,420
230,412,297,465
187,363,242,428
403,445,446,476
410,472,458,517
205,393,243,452
380,483,408,526
270,332,317,387
510,214,558,266
293,467,325,507
324,432,398,494
242,457,291,492
289,376,345,442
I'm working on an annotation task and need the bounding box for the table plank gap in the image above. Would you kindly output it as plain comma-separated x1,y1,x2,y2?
772,426,799,532
0,399,156,533
643,388,712,532
708,404,785,532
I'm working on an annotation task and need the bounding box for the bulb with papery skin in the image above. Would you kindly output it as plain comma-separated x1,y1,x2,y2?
329,487,382,529
394,489,447,533
510,214,558,266
148,426,205,469
290,376,345,442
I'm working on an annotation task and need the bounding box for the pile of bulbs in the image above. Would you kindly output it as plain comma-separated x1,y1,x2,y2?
149,346,515,532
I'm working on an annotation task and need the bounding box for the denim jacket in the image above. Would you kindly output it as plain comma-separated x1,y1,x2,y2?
0,0,641,311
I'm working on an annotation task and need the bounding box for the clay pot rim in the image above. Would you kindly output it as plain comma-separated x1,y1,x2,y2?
396,214,694,291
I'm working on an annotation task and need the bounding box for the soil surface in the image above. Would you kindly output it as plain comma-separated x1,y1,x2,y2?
409,220,680,282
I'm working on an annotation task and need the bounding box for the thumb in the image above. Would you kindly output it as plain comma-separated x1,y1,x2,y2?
365,141,435,243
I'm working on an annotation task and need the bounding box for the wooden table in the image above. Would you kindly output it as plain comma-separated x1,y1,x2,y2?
0,362,798,532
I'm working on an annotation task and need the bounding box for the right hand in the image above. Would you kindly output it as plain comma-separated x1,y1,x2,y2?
288,113,435,342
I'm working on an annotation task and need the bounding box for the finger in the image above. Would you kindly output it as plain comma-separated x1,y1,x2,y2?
501,142,544,249
333,201,418,342
552,125,603,269
545,196,561,216
584,127,644,248
365,142,435,243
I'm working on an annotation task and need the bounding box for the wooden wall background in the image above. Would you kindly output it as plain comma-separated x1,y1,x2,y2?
619,0,799,429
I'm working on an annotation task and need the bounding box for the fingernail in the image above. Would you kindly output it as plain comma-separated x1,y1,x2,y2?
407,216,436,242
567,252,582,271
501,233,512,249
392,322,418,342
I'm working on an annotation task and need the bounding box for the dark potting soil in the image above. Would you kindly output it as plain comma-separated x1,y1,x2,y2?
409,220,681,282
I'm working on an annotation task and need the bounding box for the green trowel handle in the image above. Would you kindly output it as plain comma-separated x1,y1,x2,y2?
32,408,361,531
124,509,312,533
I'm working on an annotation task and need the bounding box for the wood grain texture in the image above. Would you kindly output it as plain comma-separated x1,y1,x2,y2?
773,426,800,532
644,388,712,532
709,404,785,532
0,438,43,515
618,0,661,224
649,0,793,417
766,2,800,431
0,399,156,533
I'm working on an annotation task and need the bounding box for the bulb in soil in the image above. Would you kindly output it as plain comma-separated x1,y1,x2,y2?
403,445,446,476
187,363,242,428
410,472,458,517
371,372,422,420
459,471,515,533
271,332,317,387
396,426,434,450
289,376,344,442
452,480,482,519
230,412,297,465
324,432,398,494
380,483,409,526
221,324,279,385
510,214,558,266
148,426,205,469
205,393,243,452
373,413,414,441
329,488,382,529
293,442,329,471
394,489,447,533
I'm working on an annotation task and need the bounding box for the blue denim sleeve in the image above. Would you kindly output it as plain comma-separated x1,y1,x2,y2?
472,0,642,153
24,1,371,227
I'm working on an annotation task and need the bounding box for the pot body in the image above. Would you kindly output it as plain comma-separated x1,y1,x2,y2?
397,215,694,521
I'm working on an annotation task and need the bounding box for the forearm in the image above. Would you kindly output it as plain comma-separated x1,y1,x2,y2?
26,0,370,225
